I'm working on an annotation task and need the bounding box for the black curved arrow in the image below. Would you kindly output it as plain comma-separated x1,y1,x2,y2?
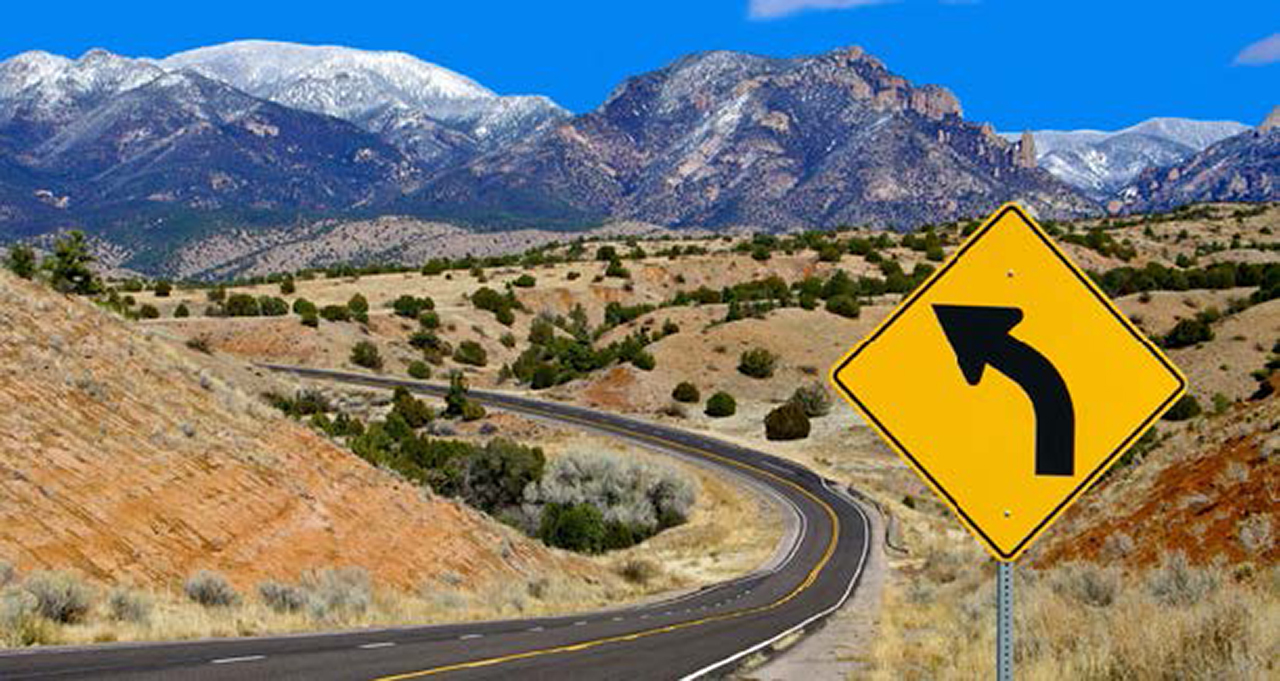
933,304,1075,476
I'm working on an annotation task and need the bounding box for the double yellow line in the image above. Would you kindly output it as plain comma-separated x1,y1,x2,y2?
370,393,844,680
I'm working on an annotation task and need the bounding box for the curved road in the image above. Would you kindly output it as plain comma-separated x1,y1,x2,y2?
0,366,872,681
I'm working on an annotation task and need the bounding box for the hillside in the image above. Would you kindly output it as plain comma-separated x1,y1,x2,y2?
0,268,602,603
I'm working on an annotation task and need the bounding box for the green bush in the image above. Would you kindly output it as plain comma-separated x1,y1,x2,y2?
350,341,383,370
348,293,369,316
4,244,37,279
705,391,737,417
392,295,434,318
631,350,655,371
408,361,431,380
138,304,160,319
738,348,777,379
391,387,434,428
672,382,700,403
500,332,516,348
174,303,190,318
453,340,488,366
605,259,630,279
539,503,606,554
257,581,306,614
495,307,515,326
258,296,289,316
418,311,441,329
46,230,100,295
513,274,536,288
826,294,861,319
1162,394,1202,421
319,305,351,322
106,587,151,623
279,277,296,295
153,281,173,297
765,401,811,440
462,439,546,514
301,310,319,327
224,293,260,317
292,298,316,316
1162,319,1213,349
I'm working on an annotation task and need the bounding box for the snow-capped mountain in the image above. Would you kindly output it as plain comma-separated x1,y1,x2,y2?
1004,118,1249,198
159,41,568,162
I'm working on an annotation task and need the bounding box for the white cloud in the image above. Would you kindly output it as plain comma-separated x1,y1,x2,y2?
1233,33,1280,66
748,0,892,20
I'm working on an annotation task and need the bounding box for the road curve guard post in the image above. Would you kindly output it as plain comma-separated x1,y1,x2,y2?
828,203,1186,679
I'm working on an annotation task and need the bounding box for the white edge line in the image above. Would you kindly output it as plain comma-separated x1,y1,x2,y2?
210,655,265,664
678,483,873,681
359,642,396,649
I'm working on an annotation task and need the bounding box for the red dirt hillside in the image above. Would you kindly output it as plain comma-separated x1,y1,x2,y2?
0,270,592,592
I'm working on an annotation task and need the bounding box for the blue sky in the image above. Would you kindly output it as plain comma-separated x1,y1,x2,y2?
2,0,1275,131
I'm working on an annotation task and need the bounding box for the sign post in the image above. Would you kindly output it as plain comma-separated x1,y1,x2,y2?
830,203,1186,677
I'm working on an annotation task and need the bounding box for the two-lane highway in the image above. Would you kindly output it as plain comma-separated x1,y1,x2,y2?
0,366,872,680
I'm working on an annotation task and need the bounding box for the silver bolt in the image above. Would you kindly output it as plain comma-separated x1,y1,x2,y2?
1003,509,1011,518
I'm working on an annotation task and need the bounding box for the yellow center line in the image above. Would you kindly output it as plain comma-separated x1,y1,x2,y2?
368,393,843,680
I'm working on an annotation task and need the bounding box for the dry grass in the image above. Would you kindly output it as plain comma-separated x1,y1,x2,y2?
864,537,1278,680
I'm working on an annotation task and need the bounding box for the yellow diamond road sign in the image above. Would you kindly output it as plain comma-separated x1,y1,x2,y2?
831,203,1186,561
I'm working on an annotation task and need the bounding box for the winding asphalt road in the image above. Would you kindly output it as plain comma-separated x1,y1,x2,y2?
0,366,872,680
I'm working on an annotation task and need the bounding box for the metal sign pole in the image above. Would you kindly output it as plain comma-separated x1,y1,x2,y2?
997,562,1014,681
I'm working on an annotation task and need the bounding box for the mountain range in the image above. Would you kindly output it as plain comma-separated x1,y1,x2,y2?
1005,118,1250,198
0,40,1273,275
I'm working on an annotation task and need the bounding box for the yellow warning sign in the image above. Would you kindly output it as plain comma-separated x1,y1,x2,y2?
830,203,1186,561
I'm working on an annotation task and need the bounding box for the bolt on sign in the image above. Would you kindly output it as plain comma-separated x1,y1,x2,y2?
830,203,1186,561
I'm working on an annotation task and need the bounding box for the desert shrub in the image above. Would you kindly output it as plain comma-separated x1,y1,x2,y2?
499,332,516,348
672,381,700,403
185,570,239,608
347,293,369,317
605,259,630,279
825,294,861,319
153,280,172,297
106,587,151,623
0,588,50,647
301,310,319,327
738,347,777,379
765,401,811,440
788,382,832,417
0,561,13,588
207,286,226,303
258,296,289,316
279,276,295,295
302,567,371,622
705,391,737,417
495,306,515,326
513,274,536,288
391,387,434,428
1162,394,1202,421
453,340,488,366
23,571,93,623
319,304,351,322
4,244,37,279
1163,318,1213,348
408,360,431,380
444,372,485,421
292,298,316,316
173,303,190,318
224,293,260,317
418,310,441,329
631,350,656,371
1048,562,1120,607
138,304,160,319
1147,553,1219,607
392,295,434,318
186,335,213,354
462,438,546,514
527,450,695,553
46,230,100,295
258,581,307,613
538,503,606,553
617,558,661,586
350,341,383,370
461,400,487,421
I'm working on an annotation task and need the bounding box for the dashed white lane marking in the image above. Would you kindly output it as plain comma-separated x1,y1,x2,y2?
359,642,396,649
460,634,483,640
611,616,623,622
573,621,588,626
528,626,544,632
211,655,265,664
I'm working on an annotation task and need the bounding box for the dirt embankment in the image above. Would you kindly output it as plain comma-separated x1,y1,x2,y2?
0,270,596,594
